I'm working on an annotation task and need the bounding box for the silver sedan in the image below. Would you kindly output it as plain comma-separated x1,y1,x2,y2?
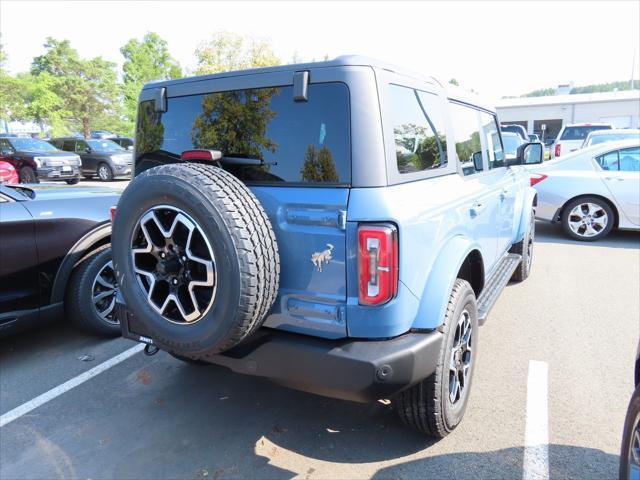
528,139,640,241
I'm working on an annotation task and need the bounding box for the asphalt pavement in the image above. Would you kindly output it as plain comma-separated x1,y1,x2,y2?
0,221,638,480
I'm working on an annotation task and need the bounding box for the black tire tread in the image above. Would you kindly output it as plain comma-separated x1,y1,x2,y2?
65,245,119,337
395,279,474,438
135,163,279,356
510,208,534,282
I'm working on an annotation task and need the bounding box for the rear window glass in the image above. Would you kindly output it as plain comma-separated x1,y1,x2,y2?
136,83,350,184
560,125,611,141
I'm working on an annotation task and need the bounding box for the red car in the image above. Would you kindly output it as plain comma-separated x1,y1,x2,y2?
0,160,18,184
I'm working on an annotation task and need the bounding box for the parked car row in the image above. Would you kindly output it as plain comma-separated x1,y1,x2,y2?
0,135,134,184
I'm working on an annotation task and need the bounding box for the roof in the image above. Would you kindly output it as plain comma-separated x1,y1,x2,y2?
496,89,640,108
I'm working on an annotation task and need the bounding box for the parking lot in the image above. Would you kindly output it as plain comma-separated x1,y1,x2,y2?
0,216,637,480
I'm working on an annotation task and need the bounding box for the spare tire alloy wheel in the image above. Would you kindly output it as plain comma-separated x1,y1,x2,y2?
92,259,118,324
131,205,215,324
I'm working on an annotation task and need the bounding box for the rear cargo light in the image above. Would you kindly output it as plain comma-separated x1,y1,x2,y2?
358,224,398,306
110,206,117,223
530,173,548,187
554,144,561,157
180,149,222,162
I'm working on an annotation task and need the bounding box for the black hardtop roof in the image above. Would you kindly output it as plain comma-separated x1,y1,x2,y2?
142,55,443,90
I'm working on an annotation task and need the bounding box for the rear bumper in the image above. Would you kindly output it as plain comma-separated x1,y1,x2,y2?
116,298,443,403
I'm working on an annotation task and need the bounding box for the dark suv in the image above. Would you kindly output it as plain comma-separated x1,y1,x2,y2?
0,137,82,184
50,138,133,181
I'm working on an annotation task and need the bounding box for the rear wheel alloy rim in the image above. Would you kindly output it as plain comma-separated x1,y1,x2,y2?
131,205,216,325
92,260,118,325
568,202,607,238
629,414,640,480
449,309,473,405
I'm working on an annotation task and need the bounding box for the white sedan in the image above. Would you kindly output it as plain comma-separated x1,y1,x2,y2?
529,139,639,241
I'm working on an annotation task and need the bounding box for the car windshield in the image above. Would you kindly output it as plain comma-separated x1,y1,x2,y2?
502,134,522,155
589,132,640,146
8,138,58,152
560,126,611,141
86,139,124,151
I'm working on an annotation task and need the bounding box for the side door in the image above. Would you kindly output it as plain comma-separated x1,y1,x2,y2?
477,111,519,257
0,138,17,169
448,102,502,271
72,140,93,174
599,146,640,225
0,189,39,319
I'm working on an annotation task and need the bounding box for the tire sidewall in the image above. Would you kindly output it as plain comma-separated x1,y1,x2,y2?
98,163,113,181
113,172,243,356
562,197,614,241
441,284,478,431
619,386,640,479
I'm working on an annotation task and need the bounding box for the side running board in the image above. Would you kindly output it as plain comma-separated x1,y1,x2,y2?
477,253,521,325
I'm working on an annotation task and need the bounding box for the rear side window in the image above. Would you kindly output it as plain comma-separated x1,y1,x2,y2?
561,125,611,141
62,140,76,151
449,102,483,176
136,83,350,184
600,147,640,172
390,85,447,174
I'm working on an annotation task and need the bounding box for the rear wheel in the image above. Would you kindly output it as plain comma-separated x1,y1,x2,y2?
97,163,114,181
620,386,640,480
395,279,478,437
66,246,120,336
561,196,614,241
65,178,80,185
510,208,535,282
19,166,38,184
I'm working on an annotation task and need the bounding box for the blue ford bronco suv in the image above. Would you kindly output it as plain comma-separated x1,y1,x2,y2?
112,56,543,437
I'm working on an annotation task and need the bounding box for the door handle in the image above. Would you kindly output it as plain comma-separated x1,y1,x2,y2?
470,201,485,217
604,177,624,181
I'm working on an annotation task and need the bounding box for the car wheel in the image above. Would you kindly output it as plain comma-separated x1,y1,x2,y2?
66,246,120,337
620,386,640,480
561,196,614,241
19,166,39,184
169,352,213,366
111,163,280,359
510,208,535,282
395,279,478,437
65,178,80,185
97,163,114,181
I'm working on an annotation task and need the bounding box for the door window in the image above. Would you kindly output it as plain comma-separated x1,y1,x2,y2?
62,140,76,151
480,112,505,169
449,102,483,176
619,147,640,172
597,151,619,170
75,140,89,152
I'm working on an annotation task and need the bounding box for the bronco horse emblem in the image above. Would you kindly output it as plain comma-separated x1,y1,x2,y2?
311,244,334,272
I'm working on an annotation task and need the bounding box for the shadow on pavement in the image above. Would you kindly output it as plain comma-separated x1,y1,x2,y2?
371,444,619,480
535,220,640,249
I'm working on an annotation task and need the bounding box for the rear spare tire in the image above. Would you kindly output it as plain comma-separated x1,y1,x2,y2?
112,163,279,359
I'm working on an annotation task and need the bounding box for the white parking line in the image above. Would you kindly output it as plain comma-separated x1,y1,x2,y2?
523,360,549,480
0,343,144,428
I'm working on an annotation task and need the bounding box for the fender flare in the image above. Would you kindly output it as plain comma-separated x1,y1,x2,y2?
50,223,111,304
413,235,483,330
514,186,537,243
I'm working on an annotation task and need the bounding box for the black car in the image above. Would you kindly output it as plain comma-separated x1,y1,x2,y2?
0,184,121,337
620,342,640,479
49,138,133,181
0,136,82,184
109,137,135,151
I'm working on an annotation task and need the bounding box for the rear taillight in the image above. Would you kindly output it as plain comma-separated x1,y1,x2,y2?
554,144,561,157
110,206,117,223
358,224,398,306
530,173,548,187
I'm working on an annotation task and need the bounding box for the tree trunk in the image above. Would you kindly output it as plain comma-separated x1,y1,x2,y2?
83,117,90,139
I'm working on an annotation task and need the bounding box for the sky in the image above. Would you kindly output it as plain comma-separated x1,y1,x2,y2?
1,0,639,101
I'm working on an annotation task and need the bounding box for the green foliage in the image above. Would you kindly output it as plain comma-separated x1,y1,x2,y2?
300,145,339,182
31,37,122,138
194,31,280,75
394,124,447,172
120,32,182,123
522,88,556,97
191,88,279,158
135,101,165,157
449,78,459,86
522,80,639,97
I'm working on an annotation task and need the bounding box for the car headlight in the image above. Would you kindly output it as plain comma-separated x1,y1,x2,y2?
111,154,132,164
73,155,82,166
33,156,44,168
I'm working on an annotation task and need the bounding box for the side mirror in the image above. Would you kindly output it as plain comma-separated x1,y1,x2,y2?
508,142,544,166
84,147,92,154
471,151,483,172
127,145,134,151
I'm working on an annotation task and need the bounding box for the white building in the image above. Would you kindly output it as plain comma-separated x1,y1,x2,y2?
496,90,640,141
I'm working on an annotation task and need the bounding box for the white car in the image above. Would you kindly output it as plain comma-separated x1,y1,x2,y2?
551,123,612,158
529,139,639,241
581,128,640,148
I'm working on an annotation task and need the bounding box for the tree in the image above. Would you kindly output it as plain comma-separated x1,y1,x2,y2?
120,32,182,123
0,37,28,122
31,38,121,138
194,31,280,75
301,145,339,182
449,78,459,86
